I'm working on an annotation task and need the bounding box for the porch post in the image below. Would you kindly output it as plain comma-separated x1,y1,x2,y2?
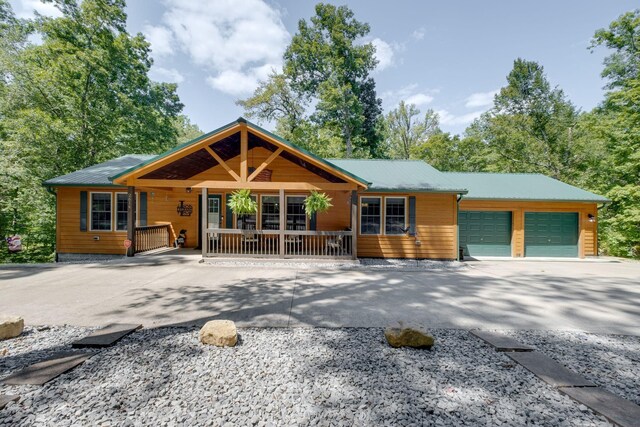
126,186,136,257
351,190,358,260
201,187,208,257
279,188,285,258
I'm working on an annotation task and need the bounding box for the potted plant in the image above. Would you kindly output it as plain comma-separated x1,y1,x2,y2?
227,189,258,228
304,191,333,217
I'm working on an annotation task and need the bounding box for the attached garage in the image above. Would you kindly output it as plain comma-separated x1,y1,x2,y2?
459,211,511,257
524,212,578,257
445,172,609,259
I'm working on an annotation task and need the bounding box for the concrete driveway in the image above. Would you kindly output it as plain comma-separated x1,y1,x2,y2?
1,256,639,335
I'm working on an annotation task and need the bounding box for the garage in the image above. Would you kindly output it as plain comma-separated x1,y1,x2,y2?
459,211,512,257
524,212,579,257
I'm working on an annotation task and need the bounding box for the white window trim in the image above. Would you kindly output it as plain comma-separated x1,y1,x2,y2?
260,194,279,230
89,192,113,232
114,192,140,231
383,196,408,236
286,194,308,230
359,195,382,236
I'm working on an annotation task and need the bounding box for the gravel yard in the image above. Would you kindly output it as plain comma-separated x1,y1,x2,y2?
2,326,633,426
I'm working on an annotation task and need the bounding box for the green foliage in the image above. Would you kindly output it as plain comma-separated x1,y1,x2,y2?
174,115,203,144
0,0,184,263
303,191,333,218
384,101,439,159
239,3,383,158
227,189,258,216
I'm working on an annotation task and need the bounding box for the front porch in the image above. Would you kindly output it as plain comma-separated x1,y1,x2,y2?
119,119,365,259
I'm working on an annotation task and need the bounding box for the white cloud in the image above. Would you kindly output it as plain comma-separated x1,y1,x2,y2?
412,27,425,41
371,38,395,71
143,25,175,57
156,0,289,96
150,66,184,84
13,0,62,19
437,109,484,126
405,93,434,107
465,89,499,108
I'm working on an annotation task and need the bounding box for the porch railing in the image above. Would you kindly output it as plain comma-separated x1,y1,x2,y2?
135,224,171,254
204,228,353,258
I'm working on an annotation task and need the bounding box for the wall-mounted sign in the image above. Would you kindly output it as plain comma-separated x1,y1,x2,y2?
176,201,193,216
124,239,132,249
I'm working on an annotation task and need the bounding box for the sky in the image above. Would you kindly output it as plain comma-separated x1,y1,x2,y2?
9,0,635,136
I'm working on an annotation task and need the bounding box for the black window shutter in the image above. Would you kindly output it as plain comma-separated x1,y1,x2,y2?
408,196,416,236
225,194,233,228
139,192,148,226
309,212,317,231
80,191,87,231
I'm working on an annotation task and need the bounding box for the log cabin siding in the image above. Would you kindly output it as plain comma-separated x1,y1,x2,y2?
458,200,598,257
357,193,458,259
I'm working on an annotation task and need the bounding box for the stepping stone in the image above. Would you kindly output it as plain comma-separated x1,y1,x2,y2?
470,330,535,352
0,394,19,410
2,352,91,385
559,386,640,427
71,323,142,348
507,351,596,388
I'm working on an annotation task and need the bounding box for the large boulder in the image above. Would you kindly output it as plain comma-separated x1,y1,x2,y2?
0,316,24,340
199,320,237,347
384,324,434,349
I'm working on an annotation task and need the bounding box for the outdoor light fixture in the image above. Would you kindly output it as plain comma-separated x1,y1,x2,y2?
588,213,596,223
186,187,192,193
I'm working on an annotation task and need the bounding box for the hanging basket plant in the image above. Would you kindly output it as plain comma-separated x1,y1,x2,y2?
304,191,333,218
227,189,258,216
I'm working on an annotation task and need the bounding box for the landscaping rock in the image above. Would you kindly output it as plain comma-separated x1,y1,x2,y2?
199,320,237,347
0,316,24,340
384,324,434,349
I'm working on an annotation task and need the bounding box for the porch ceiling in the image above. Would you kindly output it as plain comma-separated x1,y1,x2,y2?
138,131,347,183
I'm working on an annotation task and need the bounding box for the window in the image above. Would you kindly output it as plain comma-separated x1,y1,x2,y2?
261,195,279,230
237,195,257,230
116,193,129,231
286,196,306,230
360,197,381,235
90,193,112,231
385,197,407,235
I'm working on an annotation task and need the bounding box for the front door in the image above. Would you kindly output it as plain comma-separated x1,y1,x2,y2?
207,194,222,229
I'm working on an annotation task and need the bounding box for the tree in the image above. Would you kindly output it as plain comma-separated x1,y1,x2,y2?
0,0,184,262
174,115,203,144
384,101,439,159
468,59,592,183
589,10,640,257
414,132,490,172
239,3,383,158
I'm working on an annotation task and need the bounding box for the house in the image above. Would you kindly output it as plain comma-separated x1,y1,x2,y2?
43,118,609,261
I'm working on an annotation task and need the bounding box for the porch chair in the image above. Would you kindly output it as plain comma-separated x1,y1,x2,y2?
326,233,344,255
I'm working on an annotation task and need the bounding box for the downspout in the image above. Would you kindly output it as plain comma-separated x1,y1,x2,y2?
45,186,58,262
456,194,463,261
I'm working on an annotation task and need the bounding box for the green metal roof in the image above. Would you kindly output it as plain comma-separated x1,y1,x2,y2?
43,155,155,187
328,159,468,193
444,172,610,202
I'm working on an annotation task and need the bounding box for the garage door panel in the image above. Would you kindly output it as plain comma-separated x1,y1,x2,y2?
525,212,578,257
459,211,512,257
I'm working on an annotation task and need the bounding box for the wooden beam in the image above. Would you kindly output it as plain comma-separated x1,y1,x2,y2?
248,147,283,182
204,145,241,181
240,125,248,182
248,126,368,189
130,179,357,191
112,125,241,184
351,190,358,260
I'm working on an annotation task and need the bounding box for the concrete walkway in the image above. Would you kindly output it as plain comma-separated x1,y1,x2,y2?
0,256,639,335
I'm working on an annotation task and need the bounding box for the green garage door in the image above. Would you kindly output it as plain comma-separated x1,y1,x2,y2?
459,211,512,257
525,212,578,257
